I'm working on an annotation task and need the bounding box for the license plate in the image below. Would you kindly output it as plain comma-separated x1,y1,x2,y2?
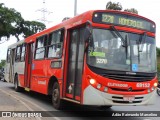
123,96,135,102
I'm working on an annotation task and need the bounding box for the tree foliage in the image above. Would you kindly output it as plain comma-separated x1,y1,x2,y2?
106,1,122,10
124,8,138,14
157,47,160,80
0,3,23,40
157,47,160,73
106,1,138,14
22,21,46,38
157,47,160,57
0,60,6,69
0,3,46,42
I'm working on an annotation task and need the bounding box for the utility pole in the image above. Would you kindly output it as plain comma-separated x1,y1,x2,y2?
74,0,77,16
36,0,53,24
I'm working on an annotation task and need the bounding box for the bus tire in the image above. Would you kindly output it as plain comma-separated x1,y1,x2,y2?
14,75,21,92
157,88,160,96
52,82,63,110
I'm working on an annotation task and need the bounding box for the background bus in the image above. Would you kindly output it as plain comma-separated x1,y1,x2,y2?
5,40,25,84
5,10,158,109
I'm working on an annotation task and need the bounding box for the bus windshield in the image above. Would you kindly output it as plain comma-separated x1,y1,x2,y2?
87,28,156,73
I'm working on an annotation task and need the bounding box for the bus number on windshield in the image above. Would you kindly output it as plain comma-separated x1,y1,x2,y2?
96,58,107,64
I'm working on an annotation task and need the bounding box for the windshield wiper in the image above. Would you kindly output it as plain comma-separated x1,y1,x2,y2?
137,32,147,63
110,26,128,58
110,26,126,47
139,32,146,52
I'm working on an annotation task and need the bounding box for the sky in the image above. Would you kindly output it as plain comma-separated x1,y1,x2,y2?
0,0,160,61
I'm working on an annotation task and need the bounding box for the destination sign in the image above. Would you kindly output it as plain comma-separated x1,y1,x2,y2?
92,12,155,32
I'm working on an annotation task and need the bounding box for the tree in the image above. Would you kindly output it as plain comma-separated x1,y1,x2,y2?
106,1,138,14
0,60,6,69
0,3,23,41
106,1,122,10
22,21,46,38
157,47,160,80
157,47,160,57
124,8,138,14
157,47,160,71
0,3,46,42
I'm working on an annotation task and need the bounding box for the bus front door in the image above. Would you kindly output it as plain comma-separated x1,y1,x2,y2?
66,28,85,101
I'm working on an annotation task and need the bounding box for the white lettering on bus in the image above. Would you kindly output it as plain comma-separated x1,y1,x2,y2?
73,20,82,26
38,80,46,85
108,83,128,87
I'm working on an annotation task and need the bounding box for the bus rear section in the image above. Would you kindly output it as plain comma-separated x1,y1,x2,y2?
5,40,25,85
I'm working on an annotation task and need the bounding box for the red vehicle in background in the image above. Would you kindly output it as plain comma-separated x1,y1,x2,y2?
5,10,158,109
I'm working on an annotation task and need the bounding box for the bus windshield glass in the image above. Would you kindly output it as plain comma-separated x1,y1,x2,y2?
87,28,156,73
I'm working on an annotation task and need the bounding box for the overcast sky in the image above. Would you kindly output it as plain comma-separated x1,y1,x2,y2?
0,0,160,61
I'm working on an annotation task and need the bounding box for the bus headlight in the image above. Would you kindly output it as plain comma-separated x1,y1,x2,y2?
154,82,158,87
89,79,96,85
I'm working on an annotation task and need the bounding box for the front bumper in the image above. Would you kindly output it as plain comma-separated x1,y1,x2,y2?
83,85,156,106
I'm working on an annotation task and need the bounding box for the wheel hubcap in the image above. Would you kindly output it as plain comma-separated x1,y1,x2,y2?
53,88,59,103
15,81,17,89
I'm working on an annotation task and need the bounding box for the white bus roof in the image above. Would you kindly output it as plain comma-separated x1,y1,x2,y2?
8,40,25,49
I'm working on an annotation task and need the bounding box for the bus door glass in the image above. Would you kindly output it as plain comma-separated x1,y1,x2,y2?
25,42,34,88
10,48,16,82
66,28,85,101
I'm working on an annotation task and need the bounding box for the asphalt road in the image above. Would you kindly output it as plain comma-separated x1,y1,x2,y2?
0,80,160,120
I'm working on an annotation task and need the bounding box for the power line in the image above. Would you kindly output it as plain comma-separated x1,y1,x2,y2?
36,0,53,24
74,0,77,16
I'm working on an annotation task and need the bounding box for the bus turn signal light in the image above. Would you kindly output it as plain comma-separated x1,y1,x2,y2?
151,87,154,91
104,87,108,92
97,84,101,89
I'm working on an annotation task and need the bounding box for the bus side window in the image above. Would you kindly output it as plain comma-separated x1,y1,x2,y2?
47,29,64,58
15,46,22,62
35,35,47,59
20,44,26,61
7,49,11,63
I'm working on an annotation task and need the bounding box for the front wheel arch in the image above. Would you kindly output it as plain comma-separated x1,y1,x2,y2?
48,76,58,95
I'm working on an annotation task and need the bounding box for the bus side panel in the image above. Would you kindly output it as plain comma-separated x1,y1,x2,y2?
18,74,25,87
30,60,48,94
14,62,25,87
47,59,63,95
4,63,10,83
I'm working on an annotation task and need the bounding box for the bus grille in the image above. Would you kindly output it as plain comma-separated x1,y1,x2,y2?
102,74,155,82
112,96,143,104
111,88,145,92
112,100,142,104
112,96,143,99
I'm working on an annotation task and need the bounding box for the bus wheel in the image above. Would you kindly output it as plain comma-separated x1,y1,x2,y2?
52,82,63,110
157,88,160,96
14,75,21,92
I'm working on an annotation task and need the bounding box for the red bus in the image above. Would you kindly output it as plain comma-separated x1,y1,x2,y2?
5,10,158,109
